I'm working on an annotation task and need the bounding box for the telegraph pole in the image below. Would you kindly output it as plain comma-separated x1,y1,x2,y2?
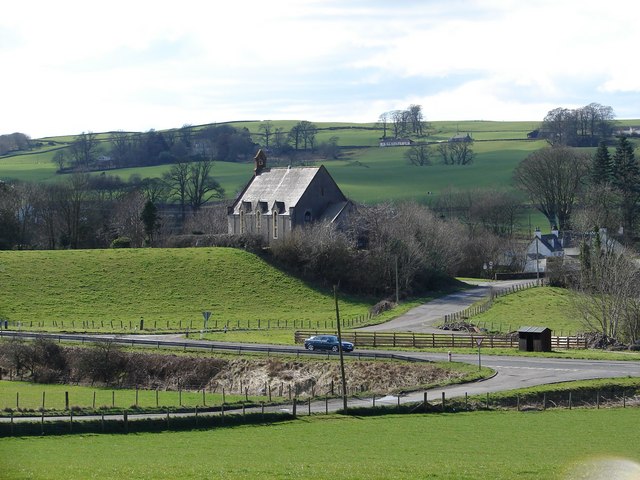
334,285,348,412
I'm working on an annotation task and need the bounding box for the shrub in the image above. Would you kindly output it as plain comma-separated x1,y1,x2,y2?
110,237,131,248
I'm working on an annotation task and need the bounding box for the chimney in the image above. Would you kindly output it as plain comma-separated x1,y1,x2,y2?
254,149,267,175
534,227,541,239
551,225,559,238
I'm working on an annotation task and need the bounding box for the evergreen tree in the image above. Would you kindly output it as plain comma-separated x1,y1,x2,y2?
140,200,159,245
612,136,639,238
591,141,613,184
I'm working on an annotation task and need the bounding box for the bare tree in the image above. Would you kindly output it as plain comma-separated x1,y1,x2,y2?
57,173,91,248
110,191,147,246
377,112,390,138
407,104,425,135
438,141,475,165
468,189,520,237
186,159,224,211
513,146,589,230
391,110,409,138
69,132,100,170
573,183,622,234
164,161,190,221
573,234,639,344
51,150,67,172
110,130,132,168
403,144,431,166
259,121,274,149
139,177,169,204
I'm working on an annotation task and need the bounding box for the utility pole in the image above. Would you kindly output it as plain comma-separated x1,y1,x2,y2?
395,256,399,304
334,285,348,412
535,236,540,286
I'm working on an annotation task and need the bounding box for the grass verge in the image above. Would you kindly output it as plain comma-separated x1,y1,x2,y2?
1,408,639,479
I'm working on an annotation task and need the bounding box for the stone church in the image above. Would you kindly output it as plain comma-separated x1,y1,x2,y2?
227,150,352,243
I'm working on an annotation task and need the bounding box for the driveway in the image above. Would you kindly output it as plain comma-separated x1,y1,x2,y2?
358,279,537,334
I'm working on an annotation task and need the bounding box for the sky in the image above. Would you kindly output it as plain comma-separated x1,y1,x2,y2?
2,0,639,138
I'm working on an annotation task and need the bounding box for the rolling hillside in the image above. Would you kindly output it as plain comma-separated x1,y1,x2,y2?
0,120,575,203
0,247,372,326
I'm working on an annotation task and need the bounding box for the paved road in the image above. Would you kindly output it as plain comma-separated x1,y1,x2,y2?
2,331,639,423
358,279,538,333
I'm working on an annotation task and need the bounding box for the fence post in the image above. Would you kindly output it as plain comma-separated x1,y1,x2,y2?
568,392,572,409
441,392,446,412
424,392,428,413
292,398,297,418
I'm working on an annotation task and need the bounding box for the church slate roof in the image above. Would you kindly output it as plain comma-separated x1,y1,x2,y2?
231,166,338,215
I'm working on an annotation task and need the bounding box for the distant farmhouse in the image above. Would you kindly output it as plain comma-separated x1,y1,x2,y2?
228,150,353,243
614,126,640,137
524,227,624,273
448,133,472,142
379,138,413,147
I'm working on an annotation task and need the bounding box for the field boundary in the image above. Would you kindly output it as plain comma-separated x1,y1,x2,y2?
295,330,588,349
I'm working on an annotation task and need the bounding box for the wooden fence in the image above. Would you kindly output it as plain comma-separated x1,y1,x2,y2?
443,280,544,327
0,315,372,333
294,330,589,349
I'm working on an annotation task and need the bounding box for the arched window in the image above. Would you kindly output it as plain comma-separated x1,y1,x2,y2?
256,211,261,233
304,210,312,223
239,211,245,234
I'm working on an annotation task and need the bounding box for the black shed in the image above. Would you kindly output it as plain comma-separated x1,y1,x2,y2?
518,326,552,352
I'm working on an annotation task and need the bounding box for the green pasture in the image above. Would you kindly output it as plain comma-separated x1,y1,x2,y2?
475,377,640,407
2,408,639,479
466,286,580,335
0,380,268,413
0,247,373,329
0,119,556,204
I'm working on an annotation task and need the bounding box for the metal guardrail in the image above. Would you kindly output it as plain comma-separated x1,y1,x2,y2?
0,331,428,363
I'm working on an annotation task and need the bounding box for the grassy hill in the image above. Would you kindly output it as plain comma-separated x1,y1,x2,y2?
0,248,373,328
0,119,594,202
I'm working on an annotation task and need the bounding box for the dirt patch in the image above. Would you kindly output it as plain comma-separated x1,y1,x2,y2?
215,358,464,396
0,340,466,396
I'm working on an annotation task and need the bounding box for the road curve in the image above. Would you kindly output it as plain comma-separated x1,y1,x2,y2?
1,331,639,423
358,279,537,333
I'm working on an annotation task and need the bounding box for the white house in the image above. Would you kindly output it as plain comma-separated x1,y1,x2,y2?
524,227,624,273
379,138,413,147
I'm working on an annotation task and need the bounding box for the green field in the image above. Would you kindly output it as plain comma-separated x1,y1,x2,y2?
3,120,639,205
468,286,580,335
0,247,373,328
0,120,555,204
1,408,639,479
0,380,268,413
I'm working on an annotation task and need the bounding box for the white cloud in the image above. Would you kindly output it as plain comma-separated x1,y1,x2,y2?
2,0,640,137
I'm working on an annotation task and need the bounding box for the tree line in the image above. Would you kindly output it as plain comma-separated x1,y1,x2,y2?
0,132,31,156
53,125,258,173
0,166,225,250
539,103,616,147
